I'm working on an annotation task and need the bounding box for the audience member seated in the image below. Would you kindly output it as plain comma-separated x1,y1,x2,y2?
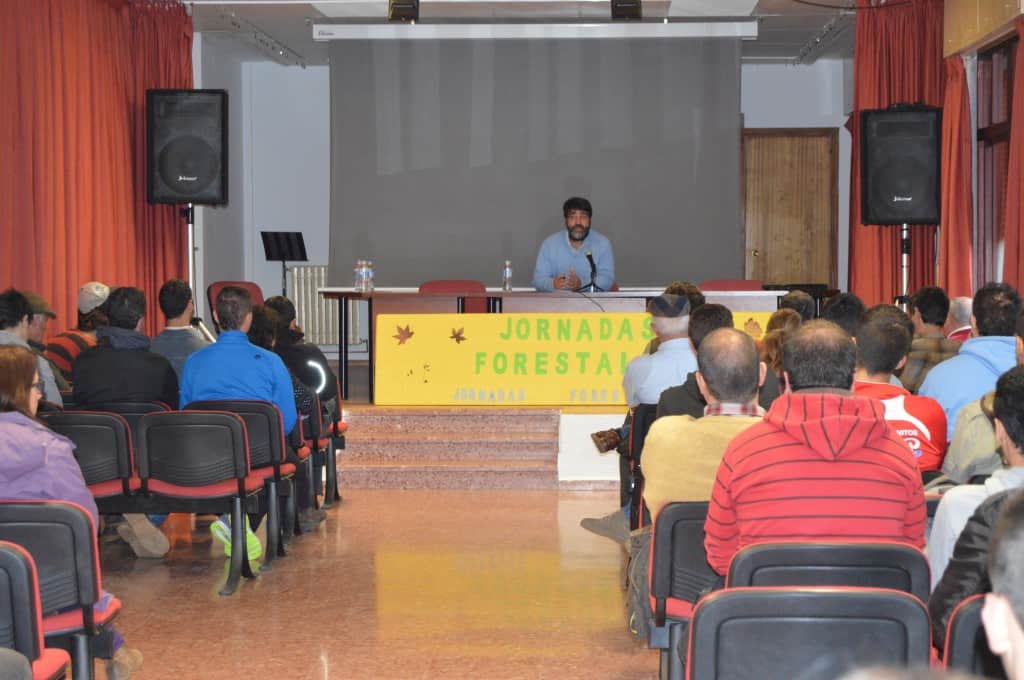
72,287,178,408
946,296,974,344
0,345,141,679
264,295,338,411
149,279,209,380
247,305,325,532
852,315,947,474
623,293,696,407
899,286,961,394
929,487,1017,651
929,366,1024,589
0,290,61,407
657,304,780,419
942,310,1024,484
643,327,765,520
821,291,866,338
180,286,299,556
642,281,705,355
982,491,1024,680
44,281,109,384
703,320,926,575
921,283,1022,440
21,292,68,392
779,289,816,322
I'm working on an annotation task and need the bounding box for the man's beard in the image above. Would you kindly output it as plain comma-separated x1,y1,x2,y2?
567,225,589,242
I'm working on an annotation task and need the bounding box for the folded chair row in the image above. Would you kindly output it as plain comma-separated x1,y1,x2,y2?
647,501,1004,680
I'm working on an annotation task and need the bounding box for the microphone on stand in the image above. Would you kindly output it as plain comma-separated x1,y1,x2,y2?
585,250,597,292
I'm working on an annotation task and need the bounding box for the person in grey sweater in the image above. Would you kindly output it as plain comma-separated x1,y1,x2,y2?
149,280,209,379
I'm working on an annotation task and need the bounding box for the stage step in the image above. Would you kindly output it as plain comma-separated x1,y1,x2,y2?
338,407,560,489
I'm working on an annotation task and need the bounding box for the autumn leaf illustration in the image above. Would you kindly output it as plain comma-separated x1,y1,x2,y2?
450,327,467,344
393,324,414,345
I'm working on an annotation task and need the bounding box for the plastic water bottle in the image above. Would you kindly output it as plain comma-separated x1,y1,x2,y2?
365,260,375,292
354,260,365,291
502,260,513,291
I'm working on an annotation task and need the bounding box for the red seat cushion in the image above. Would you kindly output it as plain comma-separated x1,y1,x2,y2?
147,474,266,499
294,446,311,460
43,596,122,636
650,595,695,621
331,421,348,434
32,647,70,680
88,478,140,499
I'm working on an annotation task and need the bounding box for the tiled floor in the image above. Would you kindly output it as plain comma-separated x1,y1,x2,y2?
99,490,659,679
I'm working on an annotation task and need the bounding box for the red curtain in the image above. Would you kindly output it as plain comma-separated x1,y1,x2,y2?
848,0,944,305
1001,18,1024,289
937,55,974,298
0,0,192,336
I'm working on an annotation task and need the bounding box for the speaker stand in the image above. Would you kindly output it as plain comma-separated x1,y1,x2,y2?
182,203,196,293
897,222,910,309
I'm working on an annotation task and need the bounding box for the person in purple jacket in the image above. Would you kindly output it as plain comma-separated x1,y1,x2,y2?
0,345,142,679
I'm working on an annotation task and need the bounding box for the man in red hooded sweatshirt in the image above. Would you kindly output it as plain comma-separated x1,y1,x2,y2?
704,320,927,575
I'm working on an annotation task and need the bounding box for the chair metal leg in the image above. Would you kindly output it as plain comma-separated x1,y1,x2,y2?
280,478,295,553
261,481,280,572
667,622,686,680
312,450,325,499
72,633,94,680
220,497,247,596
323,436,342,506
306,458,317,512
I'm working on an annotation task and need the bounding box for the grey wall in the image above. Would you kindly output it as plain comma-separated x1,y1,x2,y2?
328,38,742,288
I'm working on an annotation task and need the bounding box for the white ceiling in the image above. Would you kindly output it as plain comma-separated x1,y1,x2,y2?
189,0,854,67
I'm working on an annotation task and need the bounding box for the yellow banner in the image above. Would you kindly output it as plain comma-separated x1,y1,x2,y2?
374,311,775,406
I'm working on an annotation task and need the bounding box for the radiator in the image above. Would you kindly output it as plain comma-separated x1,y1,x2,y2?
290,265,358,347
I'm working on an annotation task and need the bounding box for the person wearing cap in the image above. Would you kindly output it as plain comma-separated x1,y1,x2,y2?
150,280,210,380
21,292,69,392
0,289,63,406
532,197,615,292
44,281,110,383
622,293,696,407
264,295,338,409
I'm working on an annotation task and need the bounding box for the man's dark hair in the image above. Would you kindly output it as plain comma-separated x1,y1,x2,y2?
105,287,147,330
562,196,592,218
698,327,760,403
821,292,866,338
264,296,297,327
0,290,29,331
856,315,912,376
247,305,279,351
689,304,733,350
973,282,1023,336
865,303,915,340
909,286,950,327
994,366,1024,453
664,281,705,313
779,290,816,321
988,490,1024,628
158,279,193,320
216,286,252,331
77,308,108,332
783,320,856,391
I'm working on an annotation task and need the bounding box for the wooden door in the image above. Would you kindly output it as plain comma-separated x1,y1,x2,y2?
743,129,838,287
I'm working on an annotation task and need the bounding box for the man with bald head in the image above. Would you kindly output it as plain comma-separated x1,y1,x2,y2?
704,320,926,575
642,327,766,521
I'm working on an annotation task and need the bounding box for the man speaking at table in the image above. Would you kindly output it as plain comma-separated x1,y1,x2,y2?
532,197,615,292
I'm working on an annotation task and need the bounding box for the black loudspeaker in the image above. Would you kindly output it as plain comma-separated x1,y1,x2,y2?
611,0,641,20
147,89,228,205
860,107,941,225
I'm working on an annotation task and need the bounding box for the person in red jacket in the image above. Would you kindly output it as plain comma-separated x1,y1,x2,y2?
704,320,926,575
853,314,947,474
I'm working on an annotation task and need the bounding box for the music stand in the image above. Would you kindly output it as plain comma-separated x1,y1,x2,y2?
261,231,308,297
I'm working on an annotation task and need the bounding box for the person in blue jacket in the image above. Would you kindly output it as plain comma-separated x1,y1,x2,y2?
920,282,1022,440
532,197,615,292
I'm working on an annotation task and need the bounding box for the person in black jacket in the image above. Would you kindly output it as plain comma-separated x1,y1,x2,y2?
72,286,179,408
929,487,1017,651
264,296,338,410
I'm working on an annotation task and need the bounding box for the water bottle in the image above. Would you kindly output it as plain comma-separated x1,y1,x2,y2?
354,260,365,291
365,260,375,292
502,259,513,291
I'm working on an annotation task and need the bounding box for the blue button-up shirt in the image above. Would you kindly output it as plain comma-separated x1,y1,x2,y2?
532,229,615,291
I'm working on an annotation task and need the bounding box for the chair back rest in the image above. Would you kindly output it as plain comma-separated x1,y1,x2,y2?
39,412,133,487
726,541,931,603
0,502,99,615
699,279,764,291
0,542,42,661
650,501,717,626
76,401,171,451
137,411,250,486
207,281,265,316
687,587,931,680
418,280,488,313
945,593,1007,678
184,400,285,470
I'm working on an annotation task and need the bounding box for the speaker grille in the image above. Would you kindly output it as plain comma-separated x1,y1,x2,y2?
860,108,941,226
147,90,228,205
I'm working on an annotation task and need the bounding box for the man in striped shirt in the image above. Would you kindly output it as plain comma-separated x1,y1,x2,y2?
704,320,926,575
